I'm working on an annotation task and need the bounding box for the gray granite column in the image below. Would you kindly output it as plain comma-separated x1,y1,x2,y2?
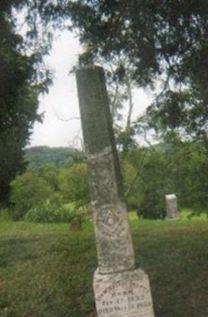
76,65,155,317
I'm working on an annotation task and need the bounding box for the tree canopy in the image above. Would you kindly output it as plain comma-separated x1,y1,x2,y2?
66,1,208,141
0,0,52,204
1,0,208,203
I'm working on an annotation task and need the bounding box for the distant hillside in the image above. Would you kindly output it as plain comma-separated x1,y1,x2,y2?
25,146,84,170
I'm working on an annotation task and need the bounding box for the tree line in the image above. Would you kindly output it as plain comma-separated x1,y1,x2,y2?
1,1,208,212
8,141,208,221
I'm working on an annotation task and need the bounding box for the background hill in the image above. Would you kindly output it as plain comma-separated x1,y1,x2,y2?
25,146,84,170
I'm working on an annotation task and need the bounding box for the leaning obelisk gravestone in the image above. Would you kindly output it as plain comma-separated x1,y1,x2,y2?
165,194,178,219
76,65,155,317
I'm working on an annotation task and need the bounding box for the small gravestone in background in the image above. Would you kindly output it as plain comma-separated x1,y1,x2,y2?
76,65,155,317
165,194,178,219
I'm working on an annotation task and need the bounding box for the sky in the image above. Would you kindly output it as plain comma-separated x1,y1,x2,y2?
29,30,153,149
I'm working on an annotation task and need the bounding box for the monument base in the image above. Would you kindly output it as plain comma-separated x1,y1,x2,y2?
93,268,155,317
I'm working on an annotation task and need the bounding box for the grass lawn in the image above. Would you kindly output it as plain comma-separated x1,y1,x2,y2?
0,217,208,317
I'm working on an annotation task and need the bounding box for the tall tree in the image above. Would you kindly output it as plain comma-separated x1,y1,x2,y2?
0,1,51,204
66,0,208,141
2,0,208,202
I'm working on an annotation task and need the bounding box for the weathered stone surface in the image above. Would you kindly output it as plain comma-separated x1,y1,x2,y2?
92,200,135,274
76,66,123,199
76,66,135,274
94,268,155,317
76,65,155,317
165,194,178,219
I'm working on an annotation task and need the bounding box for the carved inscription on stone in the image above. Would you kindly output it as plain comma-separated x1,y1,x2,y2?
92,201,135,274
87,146,135,274
94,269,155,317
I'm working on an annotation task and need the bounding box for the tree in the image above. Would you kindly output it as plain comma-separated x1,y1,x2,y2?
0,1,52,204
66,1,208,141
3,0,208,205
124,147,170,219
0,7,37,204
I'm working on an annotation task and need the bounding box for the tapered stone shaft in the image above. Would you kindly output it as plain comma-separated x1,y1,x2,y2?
76,66,155,317
76,66,135,274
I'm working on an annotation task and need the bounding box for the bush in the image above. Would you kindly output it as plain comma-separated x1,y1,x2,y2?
138,189,166,219
10,171,54,220
58,163,90,205
24,202,89,224
24,202,77,223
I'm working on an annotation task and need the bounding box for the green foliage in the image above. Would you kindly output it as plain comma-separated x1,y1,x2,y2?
123,142,208,218
168,141,208,212
36,164,60,191
138,189,166,220
138,149,169,219
9,161,90,220
67,1,208,141
143,89,208,143
10,172,54,220
0,2,51,204
58,163,90,205
24,202,77,223
0,23,38,203
3,0,208,208
124,148,168,219
25,146,84,170
123,160,140,209
9,141,208,221
116,127,137,154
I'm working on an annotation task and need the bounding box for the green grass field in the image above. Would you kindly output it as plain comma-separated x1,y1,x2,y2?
0,217,208,317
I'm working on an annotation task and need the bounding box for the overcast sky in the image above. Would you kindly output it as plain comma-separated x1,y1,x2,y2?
29,30,152,149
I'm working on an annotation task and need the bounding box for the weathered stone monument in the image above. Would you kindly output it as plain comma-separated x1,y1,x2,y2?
165,194,178,219
76,65,155,317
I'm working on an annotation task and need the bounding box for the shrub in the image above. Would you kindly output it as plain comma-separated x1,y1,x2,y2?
58,163,90,205
10,171,54,220
24,202,77,223
138,189,166,219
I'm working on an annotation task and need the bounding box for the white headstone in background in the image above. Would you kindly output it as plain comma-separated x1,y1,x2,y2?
165,194,178,219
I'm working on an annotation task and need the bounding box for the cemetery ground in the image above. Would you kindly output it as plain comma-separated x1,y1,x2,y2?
0,213,208,317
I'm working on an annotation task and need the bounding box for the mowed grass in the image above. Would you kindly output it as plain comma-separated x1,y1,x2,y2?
0,217,208,317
